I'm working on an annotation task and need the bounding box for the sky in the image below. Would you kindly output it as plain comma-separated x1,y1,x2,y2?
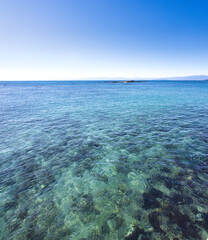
0,0,208,80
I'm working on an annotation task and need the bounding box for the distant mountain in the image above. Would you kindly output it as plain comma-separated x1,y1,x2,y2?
164,75,208,80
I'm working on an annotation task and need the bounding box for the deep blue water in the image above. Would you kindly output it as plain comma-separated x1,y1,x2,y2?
0,81,208,240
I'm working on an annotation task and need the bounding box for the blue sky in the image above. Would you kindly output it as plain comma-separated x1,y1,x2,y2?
0,0,208,80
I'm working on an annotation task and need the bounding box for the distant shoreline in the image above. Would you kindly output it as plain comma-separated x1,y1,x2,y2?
0,79,208,82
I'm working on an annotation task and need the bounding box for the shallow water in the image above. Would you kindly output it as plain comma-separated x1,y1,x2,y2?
0,81,208,240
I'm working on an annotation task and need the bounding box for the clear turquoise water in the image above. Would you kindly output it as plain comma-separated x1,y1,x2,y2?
0,81,208,240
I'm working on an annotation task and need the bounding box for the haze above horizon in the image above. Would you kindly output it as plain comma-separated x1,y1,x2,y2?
0,0,208,80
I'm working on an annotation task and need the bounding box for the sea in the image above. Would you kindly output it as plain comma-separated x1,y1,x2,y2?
0,80,208,240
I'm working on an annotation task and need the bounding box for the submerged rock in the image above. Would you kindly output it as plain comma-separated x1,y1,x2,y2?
96,173,108,183
182,224,200,239
77,193,99,214
202,213,208,230
142,188,163,210
125,226,144,240
101,221,110,234
133,210,142,221
143,196,160,210
17,208,28,220
169,193,193,205
165,205,190,229
4,201,17,211
148,211,163,233
114,216,125,229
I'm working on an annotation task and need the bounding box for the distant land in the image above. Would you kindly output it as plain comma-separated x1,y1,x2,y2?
0,75,208,81
160,75,208,80
77,75,208,81
84,75,208,81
